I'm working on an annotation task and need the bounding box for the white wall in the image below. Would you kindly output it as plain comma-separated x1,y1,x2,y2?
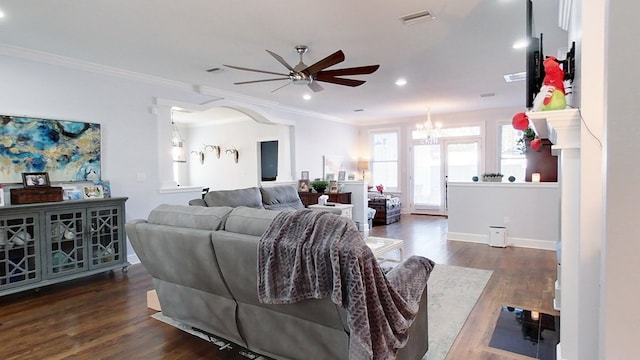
602,1,640,360
294,117,360,181
184,117,293,190
447,182,559,249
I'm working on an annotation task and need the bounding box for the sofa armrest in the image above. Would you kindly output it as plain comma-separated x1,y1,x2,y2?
385,256,435,310
189,198,207,206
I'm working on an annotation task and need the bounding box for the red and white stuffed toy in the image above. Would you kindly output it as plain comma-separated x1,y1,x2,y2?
532,56,567,111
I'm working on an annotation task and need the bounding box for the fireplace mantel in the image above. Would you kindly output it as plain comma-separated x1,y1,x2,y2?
526,108,582,360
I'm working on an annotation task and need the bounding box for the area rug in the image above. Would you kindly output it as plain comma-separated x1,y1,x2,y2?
424,264,493,360
151,264,492,360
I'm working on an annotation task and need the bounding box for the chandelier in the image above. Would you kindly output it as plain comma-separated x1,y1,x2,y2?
415,108,441,144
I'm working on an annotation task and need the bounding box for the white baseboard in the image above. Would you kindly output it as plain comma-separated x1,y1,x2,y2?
447,232,556,251
557,343,566,360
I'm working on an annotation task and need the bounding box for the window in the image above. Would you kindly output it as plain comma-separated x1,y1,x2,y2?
500,124,526,181
371,131,399,191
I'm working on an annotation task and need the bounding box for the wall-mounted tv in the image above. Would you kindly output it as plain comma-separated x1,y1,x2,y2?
525,0,544,109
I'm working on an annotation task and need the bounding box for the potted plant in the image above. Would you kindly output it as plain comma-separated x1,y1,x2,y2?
310,180,329,193
517,127,536,153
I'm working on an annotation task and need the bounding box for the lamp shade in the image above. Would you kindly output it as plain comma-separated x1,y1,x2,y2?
357,161,369,171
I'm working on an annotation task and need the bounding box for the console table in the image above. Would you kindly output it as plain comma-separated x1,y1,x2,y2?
298,192,351,207
368,197,401,225
0,197,129,297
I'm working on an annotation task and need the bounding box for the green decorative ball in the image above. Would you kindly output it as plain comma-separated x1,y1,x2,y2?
472,176,479,182
508,176,516,182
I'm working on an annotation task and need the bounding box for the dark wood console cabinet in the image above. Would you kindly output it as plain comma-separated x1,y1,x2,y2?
298,192,351,207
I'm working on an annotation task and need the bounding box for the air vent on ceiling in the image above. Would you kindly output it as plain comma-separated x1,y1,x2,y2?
400,10,435,25
503,72,526,83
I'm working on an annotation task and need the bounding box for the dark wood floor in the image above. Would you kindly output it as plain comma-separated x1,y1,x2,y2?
0,214,557,360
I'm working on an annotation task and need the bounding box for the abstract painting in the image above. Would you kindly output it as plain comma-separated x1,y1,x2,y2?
0,115,101,183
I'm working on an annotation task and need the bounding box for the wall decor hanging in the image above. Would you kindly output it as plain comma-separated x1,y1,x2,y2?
0,115,101,183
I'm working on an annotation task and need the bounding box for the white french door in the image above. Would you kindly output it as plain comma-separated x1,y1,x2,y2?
410,139,480,215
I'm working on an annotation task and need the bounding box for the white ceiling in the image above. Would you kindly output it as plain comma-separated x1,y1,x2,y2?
0,0,568,123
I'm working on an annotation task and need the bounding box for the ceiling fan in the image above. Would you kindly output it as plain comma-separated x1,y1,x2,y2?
223,45,380,93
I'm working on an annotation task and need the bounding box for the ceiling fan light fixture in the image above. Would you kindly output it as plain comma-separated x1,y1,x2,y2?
400,10,435,25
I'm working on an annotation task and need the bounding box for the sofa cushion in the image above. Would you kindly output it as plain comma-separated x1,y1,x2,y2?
260,185,304,210
224,206,281,236
204,187,265,209
147,204,233,230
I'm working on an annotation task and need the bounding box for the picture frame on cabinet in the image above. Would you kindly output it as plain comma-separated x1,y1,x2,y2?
82,185,104,199
300,171,309,180
329,180,339,193
338,171,346,181
298,179,310,192
22,172,50,187
0,184,4,206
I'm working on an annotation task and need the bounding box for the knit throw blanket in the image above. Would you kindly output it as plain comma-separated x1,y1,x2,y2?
257,209,435,360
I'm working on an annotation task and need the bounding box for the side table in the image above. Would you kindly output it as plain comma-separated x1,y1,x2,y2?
308,203,354,219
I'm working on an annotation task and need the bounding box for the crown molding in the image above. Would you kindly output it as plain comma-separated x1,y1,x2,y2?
0,43,348,125
0,43,193,91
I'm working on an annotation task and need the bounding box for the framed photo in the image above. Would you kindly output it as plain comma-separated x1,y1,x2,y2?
329,180,339,193
83,185,104,199
22,172,50,187
298,179,310,192
0,185,4,207
338,170,346,181
348,174,356,181
325,173,335,181
300,171,309,180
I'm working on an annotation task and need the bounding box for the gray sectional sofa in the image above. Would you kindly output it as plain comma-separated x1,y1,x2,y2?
188,185,305,210
126,204,431,359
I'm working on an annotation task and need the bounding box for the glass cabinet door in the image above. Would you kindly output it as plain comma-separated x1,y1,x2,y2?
88,206,123,269
46,210,87,278
0,214,40,289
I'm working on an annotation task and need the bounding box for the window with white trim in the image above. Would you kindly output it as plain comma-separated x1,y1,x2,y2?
370,130,399,192
500,124,526,182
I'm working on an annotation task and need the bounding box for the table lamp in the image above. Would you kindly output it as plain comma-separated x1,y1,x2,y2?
357,161,369,181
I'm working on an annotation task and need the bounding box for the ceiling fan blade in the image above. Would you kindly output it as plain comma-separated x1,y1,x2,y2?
271,82,292,93
308,81,324,92
303,50,346,75
234,77,290,85
266,50,295,72
224,64,289,77
317,65,380,77
315,76,367,87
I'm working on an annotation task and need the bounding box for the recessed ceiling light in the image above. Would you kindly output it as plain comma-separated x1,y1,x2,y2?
503,72,526,83
395,78,407,86
0,9,5,18
512,39,529,49
303,94,311,100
